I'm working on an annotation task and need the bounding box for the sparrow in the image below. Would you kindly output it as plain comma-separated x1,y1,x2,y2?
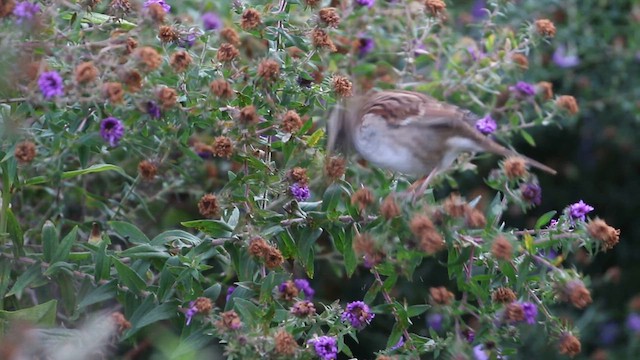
327,90,556,179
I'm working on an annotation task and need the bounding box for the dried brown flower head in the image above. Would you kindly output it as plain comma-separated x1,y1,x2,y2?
14,141,36,164
0,0,15,18
491,235,513,261
210,79,234,98
291,300,316,317
567,281,592,309
505,302,525,322
279,280,299,301
537,81,554,100
559,333,581,357
102,82,124,104
170,50,192,73
503,156,528,180
465,207,486,228
248,237,270,258
325,156,346,180
125,37,138,54
217,310,242,330
221,27,241,45
587,218,620,251
430,286,454,305
75,62,98,84
311,28,337,52
257,59,280,81
420,230,446,254
305,0,321,6
265,246,284,269
217,43,240,62
111,312,131,334
109,0,131,16
281,110,303,133
122,70,142,92
353,233,384,266
239,105,259,125
410,214,435,237
511,53,529,69
194,297,212,314
351,187,374,211
380,194,401,220
556,95,579,115
443,193,467,218
332,75,353,97
288,167,309,185
535,19,556,37
198,193,220,218
158,25,179,43
157,86,177,109
213,136,234,158
146,2,165,23
274,329,298,356
135,47,162,71
319,8,340,27
138,160,157,181
241,8,261,30
492,287,517,303
425,0,446,17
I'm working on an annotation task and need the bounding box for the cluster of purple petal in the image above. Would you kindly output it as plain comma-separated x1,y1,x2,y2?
38,71,64,99
202,12,222,31
278,278,315,299
226,286,235,302
290,183,311,201
100,117,125,147
355,0,375,8
146,101,162,119
143,0,170,13
521,301,537,324
510,81,536,97
552,46,580,68
475,115,497,135
13,1,40,22
341,301,375,329
357,37,375,57
521,183,542,205
308,336,338,360
184,301,198,326
568,200,594,221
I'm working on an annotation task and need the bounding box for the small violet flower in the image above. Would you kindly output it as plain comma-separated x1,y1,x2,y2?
599,322,620,346
341,301,375,329
390,336,404,351
473,344,489,360
522,301,537,324
146,101,162,119
202,12,222,31
467,46,485,62
13,1,40,22
290,182,310,201
510,81,536,97
568,200,594,221
627,313,640,333
308,336,338,360
357,37,375,57
179,32,198,48
226,286,235,302
38,71,64,99
475,115,497,135
552,45,580,68
143,0,170,13
184,301,198,326
471,0,488,20
521,183,542,205
100,117,125,147
427,313,443,331
294,278,315,299
355,0,375,8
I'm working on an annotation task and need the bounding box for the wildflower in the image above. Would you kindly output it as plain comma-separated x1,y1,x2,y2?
210,136,233,158
353,233,384,267
135,47,162,71
122,70,142,92
311,28,337,52
332,75,352,96
138,160,157,181
558,333,581,357
553,45,580,68
288,167,309,185
145,2,165,22
522,301,537,324
425,0,446,17
465,208,486,228
473,344,489,360
100,117,125,146
75,62,98,84
427,313,443,331
351,187,373,211
341,301,375,329
278,280,299,301
556,95,579,115
102,82,124,104
110,312,131,334
38,71,64,99
241,8,261,30
505,302,525,323
185,297,213,325
561,280,592,309
467,46,485,62
178,32,197,48
13,1,39,22
248,237,270,258
627,313,640,332
198,193,220,218
257,59,280,81
221,27,240,45
380,194,400,219
510,81,536,97
143,0,169,13
521,183,542,205
308,336,338,360
216,310,242,330
503,156,527,179
274,329,298,356
511,53,529,69
225,286,235,302
210,79,234,98
410,214,435,236
290,183,311,201
281,110,303,133
157,86,177,109
430,286,454,305
491,235,513,261
535,19,556,37
318,7,340,27
202,12,221,31
14,140,36,164
146,101,161,119
492,287,516,304
265,246,284,269
291,300,316,317
475,115,497,135
218,43,241,63
325,156,346,180
294,279,315,299
356,37,375,57
568,200,594,221
169,50,192,72
587,218,620,251
355,0,374,8
158,25,178,43
537,81,554,100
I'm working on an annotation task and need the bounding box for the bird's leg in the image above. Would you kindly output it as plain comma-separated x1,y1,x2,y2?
410,166,440,203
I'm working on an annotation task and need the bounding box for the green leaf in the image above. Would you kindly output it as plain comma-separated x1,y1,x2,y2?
41,220,58,263
181,220,233,237
535,210,557,230
124,297,177,340
119,244,170,260
150,230,203,246
53,226,78,262
6,208,24,257
6,263,43,299
406,304,430,318
233,298,259,327
0,300,57,333
386,323,404,349
111,256,147,293
204,283,222,302
94,241,111,283
109,221,150,244
78,281,117,309
25,163,128,185
520,130,536,147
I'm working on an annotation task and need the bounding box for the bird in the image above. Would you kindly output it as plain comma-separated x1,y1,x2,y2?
326,90,556,187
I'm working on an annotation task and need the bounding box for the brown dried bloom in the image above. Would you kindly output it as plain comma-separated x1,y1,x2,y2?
420,230,446,254
332,75,353,97
210,79,234,99
425,0,446,17
430,286,454,305
146,2,165,23
492,287,517,303
351,187,374,211
591,349,608,360
111,312,131,334
559,333,581,357
491,235,513,261
274,329,298,356
311,28,337,52
157,86,177,109
125,37,138,54
353,233,384,266
193,297,213,314
158,25,179,43
138,160,157,181
288,167,309,185
239,105,259,125
537,81,554,100
221,27,240,45
217,43,240,62
503,156,528,180
505,302,525,322
465,207,486,228
217,310,242,330
213,136,234,158
566,281,592,309
380,194,401,220
198,193,220,218
556,95,579,115
170,50,192,73
325,156,346,180
75,62,98,84
135,47,162,71
122,70,142,92
102,82,124,104
319,8,340,27
0,0,15,18
279,280,299,301
291,300,316,317
257,59,280,81
281,110,303,133
265,246,284,269
511,53,529,69
241,8,261,30
410,214,435,237
443,193,467,218
248,237,270,258
14,141,36,164
535,19,556,37
305,0,321,6
587,218,620,251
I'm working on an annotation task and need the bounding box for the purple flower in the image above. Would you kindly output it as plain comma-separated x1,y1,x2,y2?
179,32,197,48
427,313,443,331
38,71,64,99
475,115,497,135
185,301,198,326
341,301,375,329
308,336,338,360
627,314,640,333
146,101,162,119
568,200,594,221
294,278,315,299
467,46,485,62
355,0,375,8
100,117,125,147
226,286,235,302
202,12,222,31
357,37,375,57
290,183,310,201
473,344,489,360
390,337,404,351
464,329,475,342
599,322,620,345
143,0,170,12
521,183,542,205
552,46,580,68
510,81,536,97
471,0,487,19
13,1,40,22
522,302,537,324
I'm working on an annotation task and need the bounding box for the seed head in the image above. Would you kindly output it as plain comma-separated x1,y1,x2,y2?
75,61,98,83
319,7,340,27
209,79,234,98
14,141,37,164
257,59,280,81
102,82,124,104
491,235,513,261
380,194,401,220
135,47,162,71
587,218,620,251
138,160,157,181
198,193,220,218
274,329,298,356
241,8,261,30
511,53,529,69
492,287,517,303
311,28,337,52
158,25,178,43
170,50,192,73
537,81,554,100
217,43,239,62
556,95,579,115
325,156,346,180
430,286,454,305
503,156,528,180
332,75,352,97
239,105,259,125
221,27,240,45
535,19,556,37
213,136,234,158
558,333,581,357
